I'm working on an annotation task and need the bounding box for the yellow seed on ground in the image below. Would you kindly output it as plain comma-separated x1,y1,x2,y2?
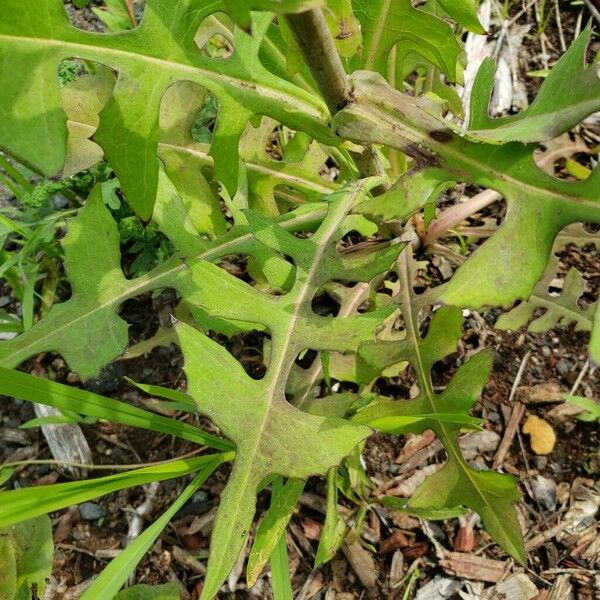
522,415,556,455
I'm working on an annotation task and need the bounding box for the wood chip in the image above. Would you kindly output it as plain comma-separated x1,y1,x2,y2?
396,430,436,464
547,574,573,600
481,574,538,600
516,383,563,404
389,550,404,588
34,404,93,478
342,540,377,589
172,545,206,575
379,530,409,554
439,552,508,583
301,517,322,541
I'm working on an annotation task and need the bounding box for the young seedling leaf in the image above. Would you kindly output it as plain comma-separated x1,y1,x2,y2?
246,478,305,586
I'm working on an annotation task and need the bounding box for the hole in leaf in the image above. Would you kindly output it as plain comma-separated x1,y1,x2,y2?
209,329,271,380
195,12,235,59
66,0,144,33
295,348,319,370
311,291,340,317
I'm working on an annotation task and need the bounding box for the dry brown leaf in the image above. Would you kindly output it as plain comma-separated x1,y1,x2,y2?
440,552,507,583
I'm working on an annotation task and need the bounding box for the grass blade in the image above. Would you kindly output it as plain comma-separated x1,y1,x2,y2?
0,453,233,528
0,367,233,450
80,458,221,600
269,478,294,600
246,477,304,586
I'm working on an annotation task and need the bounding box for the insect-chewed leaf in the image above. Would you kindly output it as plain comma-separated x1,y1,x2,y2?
496,256,596,335
468,27,600,144
0,187,129,379
351,0,463,81
176,179,401,599
355,250,525,564
0,0,332,219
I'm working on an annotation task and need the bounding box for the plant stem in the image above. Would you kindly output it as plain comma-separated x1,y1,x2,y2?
284,9,388,189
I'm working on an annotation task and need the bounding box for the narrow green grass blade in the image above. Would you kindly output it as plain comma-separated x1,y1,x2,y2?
0,454,233,528
315,468,347,568
0,367,232,450
269,478,294,600
125,377,197,412
247,477,304,586
80,459,221,600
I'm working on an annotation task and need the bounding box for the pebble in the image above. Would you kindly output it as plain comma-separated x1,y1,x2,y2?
79,502,105,521
179,490,210,516
541,346,551,357
555,358,573,377
530,475,557,511
532,456,548,470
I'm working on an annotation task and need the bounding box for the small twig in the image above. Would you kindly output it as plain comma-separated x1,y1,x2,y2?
125,481,161,585
569,360,589,396
424,189,501,247
583,0,600,25
492,351,530,469
553,0,567,52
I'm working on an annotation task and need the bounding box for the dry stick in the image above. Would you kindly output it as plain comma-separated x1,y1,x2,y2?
583,0,600,25
492,351,531,469
284,9,388,189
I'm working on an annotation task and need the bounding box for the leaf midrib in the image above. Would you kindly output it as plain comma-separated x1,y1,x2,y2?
358,100,600,215
399,250,490,510
3,205,328,368
1,33,327,121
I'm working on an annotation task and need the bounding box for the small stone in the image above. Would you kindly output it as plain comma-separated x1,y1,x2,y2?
532,456,548,470
555,358,573,377
530,475,557,511
541,346,551,357
79,502,104,521
179,490,210,516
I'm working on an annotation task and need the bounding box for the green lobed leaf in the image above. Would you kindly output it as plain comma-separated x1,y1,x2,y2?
355,249,525,563
468,27,600,143
0,516,53,599
0,0,333,219
496,256,595,335
177,179,401,599
333,70,600,312
351,0,463,81
436,0,485,34
0,199,329,379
